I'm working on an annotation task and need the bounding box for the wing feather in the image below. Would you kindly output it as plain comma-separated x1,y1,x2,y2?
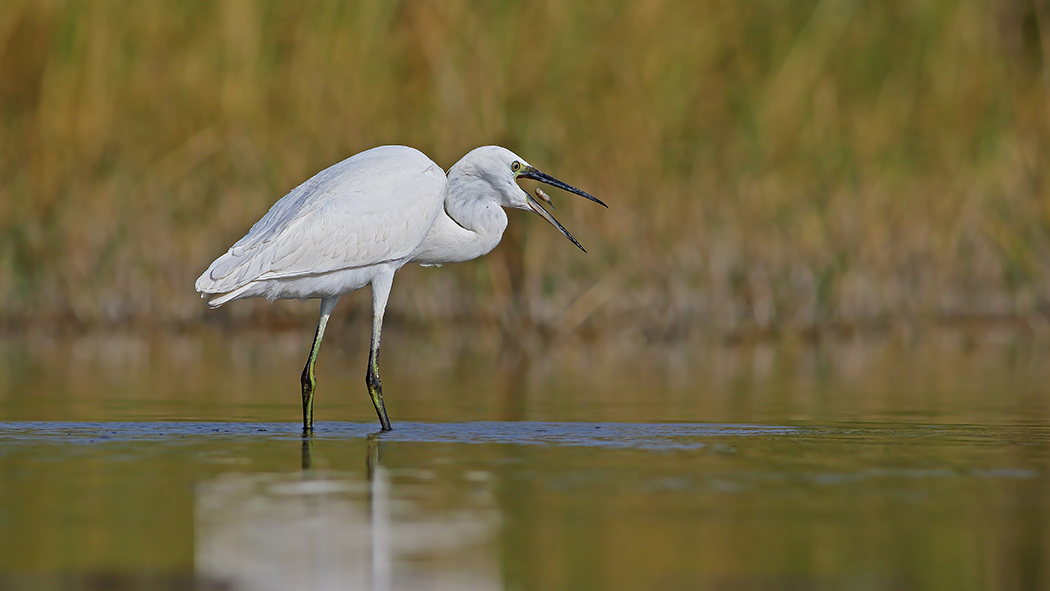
196,146,446,294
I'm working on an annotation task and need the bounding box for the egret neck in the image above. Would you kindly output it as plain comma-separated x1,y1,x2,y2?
410,159,510,265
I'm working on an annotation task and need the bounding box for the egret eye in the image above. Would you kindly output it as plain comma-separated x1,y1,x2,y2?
511,161,521,173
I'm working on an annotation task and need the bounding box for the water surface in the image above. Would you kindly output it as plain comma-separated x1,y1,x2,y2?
0,329,1048,589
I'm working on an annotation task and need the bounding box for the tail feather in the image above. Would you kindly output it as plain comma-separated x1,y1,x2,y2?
196,249,268,308
195,249,268,294
201,282,255,309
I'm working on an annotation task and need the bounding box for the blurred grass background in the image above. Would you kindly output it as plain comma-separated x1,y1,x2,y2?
2,0,1050,339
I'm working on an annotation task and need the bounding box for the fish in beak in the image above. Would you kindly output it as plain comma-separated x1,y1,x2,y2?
518,167,607,252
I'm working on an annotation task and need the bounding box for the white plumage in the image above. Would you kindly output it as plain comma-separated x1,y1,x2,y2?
196,145,605,432
196,146,444,305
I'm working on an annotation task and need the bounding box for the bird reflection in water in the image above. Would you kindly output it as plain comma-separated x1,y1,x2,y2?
196,434,501,591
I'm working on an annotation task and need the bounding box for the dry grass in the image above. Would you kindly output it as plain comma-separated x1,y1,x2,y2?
2,0,1050,339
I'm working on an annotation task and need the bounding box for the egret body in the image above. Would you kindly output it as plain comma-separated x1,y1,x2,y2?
196,145,604,432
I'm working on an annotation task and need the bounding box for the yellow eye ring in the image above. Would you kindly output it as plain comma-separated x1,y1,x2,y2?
511,161,521,172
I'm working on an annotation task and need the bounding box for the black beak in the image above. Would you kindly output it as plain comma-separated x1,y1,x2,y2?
519,167,606,252
519,168,607,208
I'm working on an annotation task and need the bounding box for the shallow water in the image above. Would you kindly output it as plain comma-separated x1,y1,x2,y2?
1,328,1049,589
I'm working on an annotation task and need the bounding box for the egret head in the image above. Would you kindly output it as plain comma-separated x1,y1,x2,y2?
463,146,607,252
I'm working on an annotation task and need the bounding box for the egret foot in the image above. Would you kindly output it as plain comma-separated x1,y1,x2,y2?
301,363,316,435
367,347,392,431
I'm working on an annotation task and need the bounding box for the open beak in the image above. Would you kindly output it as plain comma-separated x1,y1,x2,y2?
519,167,607,253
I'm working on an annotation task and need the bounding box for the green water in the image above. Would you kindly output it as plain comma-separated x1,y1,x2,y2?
1,328,1048,590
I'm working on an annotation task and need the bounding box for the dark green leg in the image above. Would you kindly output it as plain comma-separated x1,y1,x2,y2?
300,297,339,434
367,275,394,431
366,343,392,431
299,326,323,432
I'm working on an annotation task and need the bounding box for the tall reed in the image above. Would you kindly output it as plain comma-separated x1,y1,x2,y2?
1,0,1048,337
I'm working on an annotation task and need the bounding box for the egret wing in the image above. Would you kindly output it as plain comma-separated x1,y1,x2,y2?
254,180,443,280
196,146,446,293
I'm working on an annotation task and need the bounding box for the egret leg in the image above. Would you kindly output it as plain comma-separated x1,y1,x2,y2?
367,273,394,431
301,296,340,434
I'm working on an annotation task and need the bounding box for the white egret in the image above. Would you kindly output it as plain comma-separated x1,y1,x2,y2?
196,145,605,432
